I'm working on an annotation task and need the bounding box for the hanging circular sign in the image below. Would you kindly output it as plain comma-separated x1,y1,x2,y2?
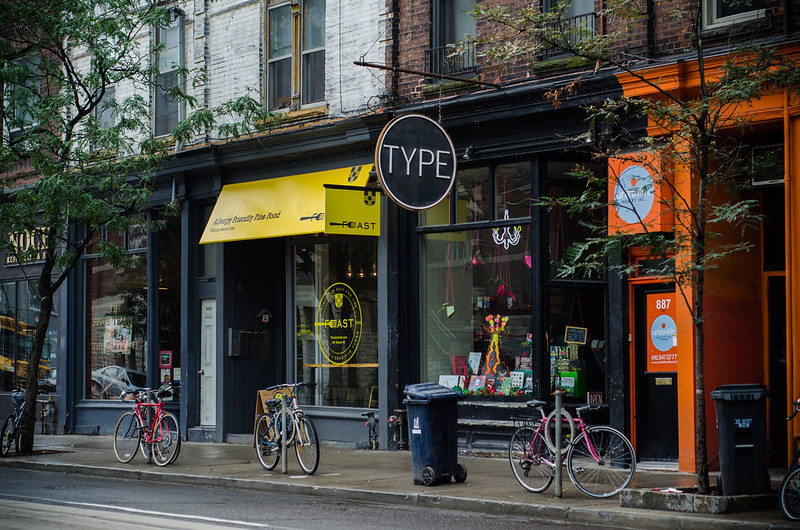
613,164,655,225
374,114,457,211
315,282,363,365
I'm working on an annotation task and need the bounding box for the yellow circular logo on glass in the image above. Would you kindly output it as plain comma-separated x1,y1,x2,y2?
315,282,363,365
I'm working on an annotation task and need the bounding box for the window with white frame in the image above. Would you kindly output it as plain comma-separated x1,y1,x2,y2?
704,0,765,27
91,85,116,151
267,0,326,111
96,86,116,130
4,52,41,143
154,15,182,137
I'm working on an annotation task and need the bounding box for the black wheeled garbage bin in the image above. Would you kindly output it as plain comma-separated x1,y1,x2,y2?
403,383,467,486
709,383,769,496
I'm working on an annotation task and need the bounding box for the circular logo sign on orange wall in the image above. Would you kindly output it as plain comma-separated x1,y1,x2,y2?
375,114,457,211
613,164,655,224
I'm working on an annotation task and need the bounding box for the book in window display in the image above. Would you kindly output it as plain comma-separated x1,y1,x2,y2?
467,352,482,374
498,375,514,395
452,355,468,376
468,375,486,392
439,374,465,389
509,370,525,389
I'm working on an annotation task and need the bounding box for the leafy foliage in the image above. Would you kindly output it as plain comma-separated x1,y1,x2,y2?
0,0,279,453
471,0,800,494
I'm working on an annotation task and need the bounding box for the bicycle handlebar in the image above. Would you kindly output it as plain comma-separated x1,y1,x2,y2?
788,399,800,422
120,384,177,403
265,382,317,392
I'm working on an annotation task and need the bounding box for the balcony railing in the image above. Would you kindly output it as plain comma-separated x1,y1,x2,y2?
425,42,477,77
540,12,596,59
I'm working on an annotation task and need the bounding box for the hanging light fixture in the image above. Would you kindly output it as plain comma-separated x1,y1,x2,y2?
492,209,522,250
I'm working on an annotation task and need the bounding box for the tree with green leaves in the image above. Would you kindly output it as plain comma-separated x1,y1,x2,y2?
0,0,278,455
471,0,800,494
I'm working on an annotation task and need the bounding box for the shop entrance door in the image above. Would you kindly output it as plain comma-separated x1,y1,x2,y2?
767,275,787,467
200,299,217,426
633,284,679,460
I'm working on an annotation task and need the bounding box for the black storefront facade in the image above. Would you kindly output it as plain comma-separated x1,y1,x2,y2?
61,113,418,445
404,74,631,450
40,71,632,451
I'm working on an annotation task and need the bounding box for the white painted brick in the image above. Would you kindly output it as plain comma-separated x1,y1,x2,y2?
69,0,390,149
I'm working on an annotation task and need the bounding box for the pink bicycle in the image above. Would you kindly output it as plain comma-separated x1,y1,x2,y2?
509,399,636,498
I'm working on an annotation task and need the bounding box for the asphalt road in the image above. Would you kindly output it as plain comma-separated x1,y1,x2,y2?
0,468,573,529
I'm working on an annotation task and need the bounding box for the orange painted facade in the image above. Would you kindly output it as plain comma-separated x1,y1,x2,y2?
617,43,800,472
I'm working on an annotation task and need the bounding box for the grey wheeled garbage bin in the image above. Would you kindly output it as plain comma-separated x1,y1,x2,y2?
403,383,467,486
710,384,769,496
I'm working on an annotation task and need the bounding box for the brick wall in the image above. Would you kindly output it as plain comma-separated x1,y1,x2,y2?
395,0,797,104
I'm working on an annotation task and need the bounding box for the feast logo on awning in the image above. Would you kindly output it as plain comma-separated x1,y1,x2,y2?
200,165,378,244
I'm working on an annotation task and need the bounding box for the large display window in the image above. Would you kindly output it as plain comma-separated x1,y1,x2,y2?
294,239,378,408
86,251,148,399
421,228,533,395
419,159,608,402
0,281,59,392
84,216,181,399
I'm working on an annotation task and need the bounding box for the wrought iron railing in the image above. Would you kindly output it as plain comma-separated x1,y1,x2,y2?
425,42,477,76
540,12,596,59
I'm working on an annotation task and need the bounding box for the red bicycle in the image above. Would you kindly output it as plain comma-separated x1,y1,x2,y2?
113,385,180,466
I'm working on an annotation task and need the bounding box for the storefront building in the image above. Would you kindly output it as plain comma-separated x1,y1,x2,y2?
615,41,800,471
13,0,800,474
0,231,61,425
55,0,397,444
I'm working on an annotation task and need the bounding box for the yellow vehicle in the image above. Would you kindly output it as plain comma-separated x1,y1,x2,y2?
0,315,52,390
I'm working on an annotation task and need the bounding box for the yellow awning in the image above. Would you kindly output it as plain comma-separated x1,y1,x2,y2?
200,165,378,244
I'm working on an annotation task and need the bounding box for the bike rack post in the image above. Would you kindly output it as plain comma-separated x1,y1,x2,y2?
554,390,563,498
281,393,288,474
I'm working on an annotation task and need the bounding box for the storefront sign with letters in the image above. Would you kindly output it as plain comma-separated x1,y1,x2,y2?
375,114,457,211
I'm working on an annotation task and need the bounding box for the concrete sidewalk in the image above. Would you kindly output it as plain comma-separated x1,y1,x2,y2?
0,434,793,529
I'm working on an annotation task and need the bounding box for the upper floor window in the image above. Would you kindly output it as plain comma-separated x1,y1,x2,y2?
4,52,41,143
704,0,765,28
267,0,326,111
96,86,116,130
428,0,476,75
541,0,595,58
154,14,182,137
92,85,116,151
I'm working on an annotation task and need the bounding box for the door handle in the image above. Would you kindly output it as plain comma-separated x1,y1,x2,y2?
198,369,204,375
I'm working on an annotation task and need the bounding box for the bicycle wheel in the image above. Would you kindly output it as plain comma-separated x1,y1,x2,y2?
294,414,319,475
113,411,141,463
153,412,181,467
780,466,800,520
1,416,14,457
508,426,554,493
543,408,576,452
255,413,280,471
567,425,636,498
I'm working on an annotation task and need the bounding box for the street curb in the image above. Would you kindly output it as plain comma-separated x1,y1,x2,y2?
0,459,790,529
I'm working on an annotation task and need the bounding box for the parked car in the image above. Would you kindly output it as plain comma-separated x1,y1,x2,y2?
91,365,146,399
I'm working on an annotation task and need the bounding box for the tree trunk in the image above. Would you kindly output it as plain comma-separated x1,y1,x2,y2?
18,265,55,454
694,307,710,494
